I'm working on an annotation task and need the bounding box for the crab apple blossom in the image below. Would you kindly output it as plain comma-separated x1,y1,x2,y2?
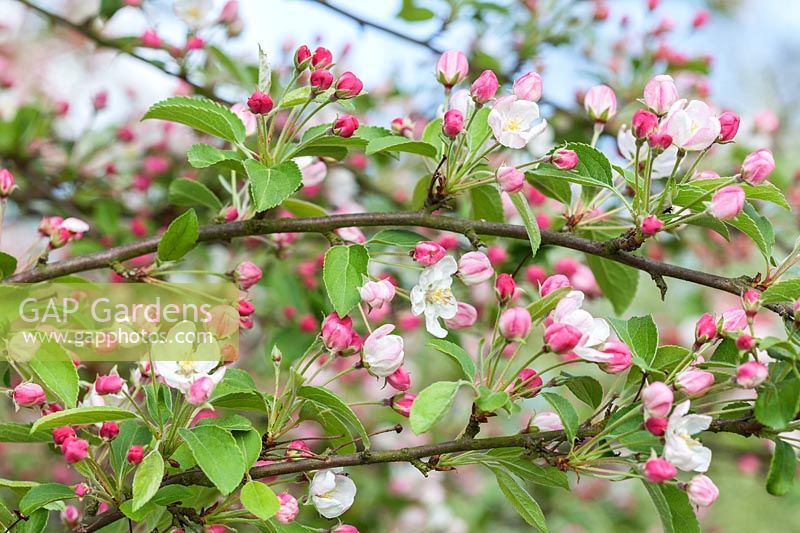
645,417,668,437
722,308,748,332
411,256,459,338
74,483,90,498
584,84,617,122
685,474,719,507
387,367,411,391
322,313,356,351
362,324,404,377
495,273,516,302
333,115,359,137
530,411,563,431
736,334,755,351
13,382,46,407
435,50,469,87
675,369,715,397
360,279,395,308
709,185,745,220
540,274,571,296
458,252,494,285
600,341,632,374
718,111,740,142
499,307,532,340
53,426,76,445
632,109,659,139
495,165,525,193
444,302,478,329
94,373,124,395
61,505,81,525
443,109,464,138
736,361,768,388
513,71,543,101
0,168,15,197
310,469,356,518
489,96,548,149
99,421,120,440
740,148,775,185
551,148,579,170
332,526,360,533
470,70,499,104
664,99,721,151
310,69,333,93
643,75,679,115
513,368,543,397
335,72,363,99
641,215,663,236
234,261,262,289
525,265,547,287
648,132,673,151
310,47,333,70
294,45,311,69
544,322,582,353
644,456,677,483
694,313,718,344
273,492,299,524
664,401,713,472
547,291,610,361
247,91,273,115
127,445,145,464
62,438,89,463
412,241,446,266
187,376,216,405
391,393,415,417
642,381,673,418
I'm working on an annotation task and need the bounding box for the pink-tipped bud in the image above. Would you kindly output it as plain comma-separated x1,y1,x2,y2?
387,367,411,391
140,29,162,48
310,47,333,70
740,149,775,185
53,426,76,445
736,361,768,388
412,241,446,266
99,421,120,440
247,91,273,115
332,526,360,533
675,369,715,397
743,289,761,318
540,274,571,296
648,133,672,151
718,111,740,142
735,334,755,351
238,299,255,317
584,84,617,122
333,115,359,138
632,109,659,139
709,185,745,220
600,341,632,374
525,265,547,287
275,492,300,524
335,72,363,99
360,279,395,308
642,381,673,418
544,322,582,353
513,368,543,398
644,417,668,436
61,505,81,525
310,69,334,93
127,445,144,464
444,302,478,329
641,215,663,236
62,437,89,463
692,9,711,29
74,483,90,498
470,70,499,104
458,251,494,285
391,393,416,417
435,51,469,88
513,71,543,102
294,45,312,70
321,313,355,352
234,261,262,290
686,474,719,507
443,109,464,138
694,313,717,344
551,149,579,170
499,307,532,340
643,75,678,115
495,165,525,193
644,456,677,483
188,376,215,405
94,374,123,395
13,382,46,407
223,206,238,222
495,273,516,302
391,117,415,138
0,169,16,198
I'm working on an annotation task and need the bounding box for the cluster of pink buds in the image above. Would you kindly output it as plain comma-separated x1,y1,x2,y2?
231,261,263,330
321,312,363,355
38,216,90,249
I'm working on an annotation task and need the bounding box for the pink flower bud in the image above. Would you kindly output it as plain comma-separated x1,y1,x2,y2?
92,90,108,110
530,411,563,431
412,241,446,266
321,313,355,352
62,437,89,463
487,245,507,266
632,109,659,139
53,426,76,445
186,36,204,51
14,382,46,407
61,505,81,525
675,369,715,396
641,215,663,236
644,456,677,483
736,361,768,388
525,265,547,287
458,252,494,285
391,393,416,417
642,381,673,418
495,273,516,302
717,111,740,142
247,91,273,115
333,115,359,138
513,368,543,397
643,75,678,115
360,279,395,308
99,421,120,440
513,71,543,102
470,70,499,104
188,376,215,405
140,29,162,48
435,50,469,88
686,474,719,507
544,322,582,353
310,69,334,93
0,168,15,197
335,72,363,99
294,45,312,70
311,47,333,70
74,483,90,498
648,133,673,150
332,526,360,533
709,185,745,220
387,367,411,391
495,165,525,193
444,302,477,329
551,149,579,170
238,299,255,317
499,307,532,340
274,492,299,524
741,148,775,185
644,417,668,436
443,109,464,138
694,313,717,344
94,374,123,395
391,117,415,138
235,261,262,290
735,334,755,352
601,341,632,374
692,9,711,29
127,445,144,464
540,274,571,296
584,84,617,122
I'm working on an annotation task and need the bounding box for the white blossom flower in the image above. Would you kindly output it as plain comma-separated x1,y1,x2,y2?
152,322,226,393
663,400,713,472
488,96,548,149
410,256,459,338
362,324,404,377
663,99,721,151
548,291,610,361
174,0,214,30
617,125,679,179
309,469,356,519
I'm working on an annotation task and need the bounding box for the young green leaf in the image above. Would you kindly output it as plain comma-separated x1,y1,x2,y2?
767,438,796,496
31,406,138,432
510,191,541,257
426,339,476,379
169,178,223,211
132,450,164,511
563,375,603,409
178,426,246,495
761,279,800,305
0,252,17,279
143,96,246,144
489,467,548,532
365,136,438,158
322,244,369,316
19,483,75,515
542,392,579,442
608,315,659,370
298,386,370,448
157,209,199,262
642,481,700,533
585,255,639,315
29,341,79,408
246,160,303,212
410,381,465,435
240,481,280,520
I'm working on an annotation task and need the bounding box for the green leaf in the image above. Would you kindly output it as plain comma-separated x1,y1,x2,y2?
143,96,246,144
169,178,223,211
240,481,280,520
542,392,579,442
467,107,491,151
509,191,541,257
186,143,242,169
529,142,613,191
484,449,569,490
762,279,800,305
365,135,437,158
526,173,571,205
19,483,74,515
397,0,435,21
178,426,246,495
368,229,426,247
609,315,659,370
322,244,369,316
195,414,253,432
112,422,152,474
410,381,465,435
297,386,369,448
755,368,800,429
585,255,639,314
426,339,476,380
727,206,772,260
475,386,509,413
281,198,327,218
246,160,303,212
157,209,199,262
527,287,571,322
132,450,164,511
489,467,548,532
564,375,603,409
29,341,79,408
279,86,312,109
32,406,138,432
470,185,504,226
642,481,700,533
767,439,797,496
0,252,17,279
18,509,48,533
0,423,51,443
257,45,271,93
235,429,262,469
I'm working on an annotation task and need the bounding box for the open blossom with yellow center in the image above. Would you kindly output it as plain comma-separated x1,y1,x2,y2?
663,400,713,472
488,95,548,149
411,256,459,338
